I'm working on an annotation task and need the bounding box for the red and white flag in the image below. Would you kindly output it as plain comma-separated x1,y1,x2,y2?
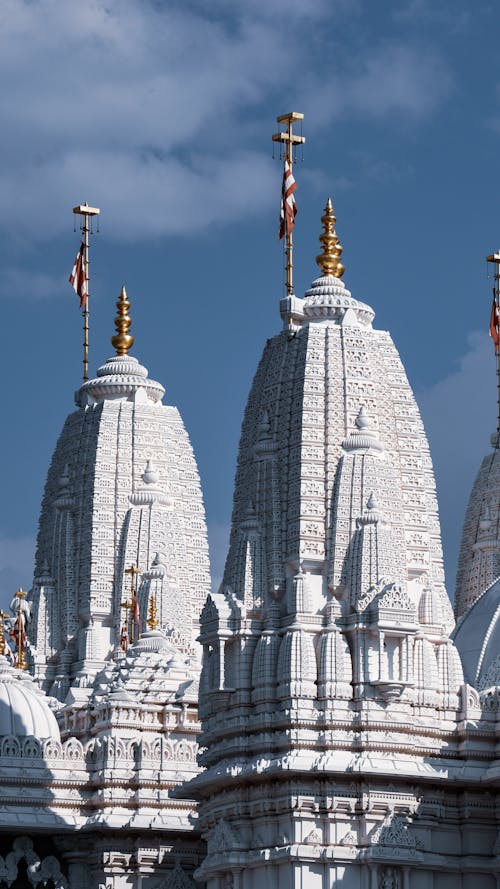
279,159,297,240
490,292,499,354
69,243,87,308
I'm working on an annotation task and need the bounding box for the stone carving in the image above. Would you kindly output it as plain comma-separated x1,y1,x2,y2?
0,837,68,888
162,862,196,889
208,819,237,854
479,654,500,690
376,583,414,614
378,866,400,889
370,814,421,860
305,828,322,845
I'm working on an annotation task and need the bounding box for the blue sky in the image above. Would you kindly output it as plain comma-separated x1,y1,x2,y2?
0,0,498,605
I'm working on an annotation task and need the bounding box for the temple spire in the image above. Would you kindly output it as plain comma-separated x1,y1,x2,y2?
316,197,345,278
111,286,134,356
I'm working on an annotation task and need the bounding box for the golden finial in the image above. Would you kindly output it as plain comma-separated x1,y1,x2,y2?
111,286,134,356
147,593,159,631
316,198,345,279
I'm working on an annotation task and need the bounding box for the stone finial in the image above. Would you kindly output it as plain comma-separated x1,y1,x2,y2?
355,406,370,430
142,460,158,486
316,198,345,279
342,407,384,454
358,493,380,526
111,286,134,356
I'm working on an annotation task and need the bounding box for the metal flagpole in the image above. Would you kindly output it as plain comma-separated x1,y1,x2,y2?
73,202,100,382
272,112,305,296
487,251,500,435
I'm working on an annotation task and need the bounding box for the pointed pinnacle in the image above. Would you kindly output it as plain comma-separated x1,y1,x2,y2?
111,286,134,356
316,197,345,279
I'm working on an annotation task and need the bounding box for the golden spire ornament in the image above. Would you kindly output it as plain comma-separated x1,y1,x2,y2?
111,286,134,356
316,198,345,279
147,593,159,631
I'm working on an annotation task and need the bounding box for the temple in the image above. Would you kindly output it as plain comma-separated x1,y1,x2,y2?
0,122,500,888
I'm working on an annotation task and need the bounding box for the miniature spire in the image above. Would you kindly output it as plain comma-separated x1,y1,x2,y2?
316,198,345,279
111,286,134,356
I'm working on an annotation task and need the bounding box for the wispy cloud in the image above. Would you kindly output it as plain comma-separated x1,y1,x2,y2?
0,267,67,301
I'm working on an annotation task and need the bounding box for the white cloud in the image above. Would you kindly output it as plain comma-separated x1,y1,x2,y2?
418,332,496,595
0,1,452,244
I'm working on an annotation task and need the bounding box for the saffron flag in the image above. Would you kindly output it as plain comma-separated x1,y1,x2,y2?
490,293,499,353
279,159,297,240
69,243,87,308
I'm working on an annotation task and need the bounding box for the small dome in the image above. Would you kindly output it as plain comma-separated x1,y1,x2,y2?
131,629,178,656
0,659,60,739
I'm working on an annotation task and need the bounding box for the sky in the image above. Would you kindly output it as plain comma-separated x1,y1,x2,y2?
0,0,498,608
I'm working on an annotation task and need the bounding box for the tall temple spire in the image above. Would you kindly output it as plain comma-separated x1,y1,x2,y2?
316,197,345,278
111,286,134,356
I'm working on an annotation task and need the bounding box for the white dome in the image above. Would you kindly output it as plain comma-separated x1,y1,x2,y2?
452,576,500,687
0,659,60,739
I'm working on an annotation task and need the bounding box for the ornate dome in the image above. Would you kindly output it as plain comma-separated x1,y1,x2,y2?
452,576,500,687
455,432,500,617
0,658,60,739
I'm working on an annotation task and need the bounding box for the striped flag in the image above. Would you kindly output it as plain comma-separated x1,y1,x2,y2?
490,292,499,354
279,159,297,239
69,243,87,308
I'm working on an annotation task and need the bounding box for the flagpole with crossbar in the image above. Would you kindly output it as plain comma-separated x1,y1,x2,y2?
486,252,500,435
272,112,305,296
73,202,100,382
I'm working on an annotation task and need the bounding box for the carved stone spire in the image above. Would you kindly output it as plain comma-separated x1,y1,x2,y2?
111,286,134,356
316,197,345,278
